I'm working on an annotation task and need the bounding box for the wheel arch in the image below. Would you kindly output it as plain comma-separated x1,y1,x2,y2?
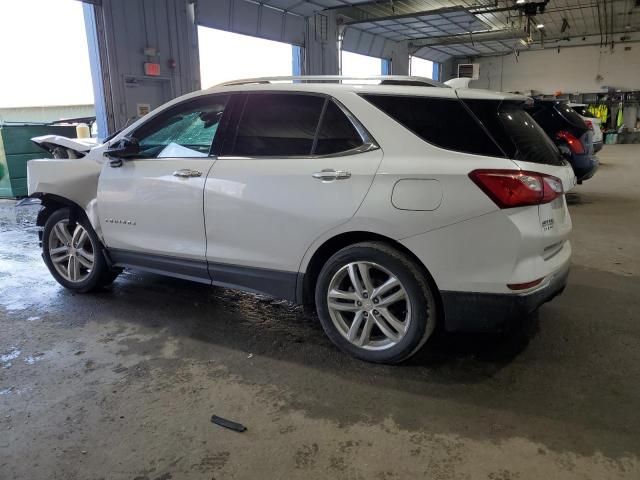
32,192,103,240
33,193,86,228
298,231,442,317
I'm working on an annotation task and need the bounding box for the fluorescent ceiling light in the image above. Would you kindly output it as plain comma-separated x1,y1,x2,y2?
536,23,545,29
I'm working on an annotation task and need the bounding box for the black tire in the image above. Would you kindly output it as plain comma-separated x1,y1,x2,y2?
100,268,123,287
315,241,437,364
42,208,120,293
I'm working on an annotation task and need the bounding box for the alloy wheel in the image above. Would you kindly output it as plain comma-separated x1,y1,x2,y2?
48,219,95,283
326,261,411,350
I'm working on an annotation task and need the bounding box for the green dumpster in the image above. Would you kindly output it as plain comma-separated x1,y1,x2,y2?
0,124,77,198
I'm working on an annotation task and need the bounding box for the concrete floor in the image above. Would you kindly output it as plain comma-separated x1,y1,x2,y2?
1,145,639,480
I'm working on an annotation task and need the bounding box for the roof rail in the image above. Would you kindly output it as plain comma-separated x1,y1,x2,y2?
215,75,448,88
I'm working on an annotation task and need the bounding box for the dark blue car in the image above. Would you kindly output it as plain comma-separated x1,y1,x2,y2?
528,100,598,183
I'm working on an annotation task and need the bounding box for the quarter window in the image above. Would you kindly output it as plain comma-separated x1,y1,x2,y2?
134,95,230,158
314,100,364,155
362,94,505,158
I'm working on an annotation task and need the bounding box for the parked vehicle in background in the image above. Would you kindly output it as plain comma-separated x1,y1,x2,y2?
27,76,574,364
569,103,604,153
528,100,597,183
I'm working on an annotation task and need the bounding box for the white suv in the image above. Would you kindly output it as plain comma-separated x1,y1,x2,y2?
27,76,574,364
568,103,604,153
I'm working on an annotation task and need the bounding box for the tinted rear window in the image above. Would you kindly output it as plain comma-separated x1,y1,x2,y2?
528,101,588,138
362,94,505,158
463,100,564,166
556,104,588,129
571,105,597,118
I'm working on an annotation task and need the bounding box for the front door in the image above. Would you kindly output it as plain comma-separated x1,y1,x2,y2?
98,94,230,278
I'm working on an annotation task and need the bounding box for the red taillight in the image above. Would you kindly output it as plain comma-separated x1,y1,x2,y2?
584,120,593,131
556,130,585,154
508,277,545,290
469,169,563,209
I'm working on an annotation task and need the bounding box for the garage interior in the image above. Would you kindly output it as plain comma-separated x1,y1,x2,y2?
1,0,640,479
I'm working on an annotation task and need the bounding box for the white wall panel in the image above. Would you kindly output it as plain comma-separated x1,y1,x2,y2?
462,42,640,94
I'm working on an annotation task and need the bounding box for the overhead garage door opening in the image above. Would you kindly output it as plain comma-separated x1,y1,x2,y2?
198,27,295,88
0,0,93,116
410,56,435,80
341,51,384,77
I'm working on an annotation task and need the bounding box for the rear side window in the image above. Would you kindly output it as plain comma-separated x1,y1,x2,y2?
361,94,504,158
314,101,364,155
464,100,564,166
231,93,324,156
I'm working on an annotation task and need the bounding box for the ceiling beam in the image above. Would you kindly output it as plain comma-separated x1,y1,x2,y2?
410,28,529,48
336,5,468,26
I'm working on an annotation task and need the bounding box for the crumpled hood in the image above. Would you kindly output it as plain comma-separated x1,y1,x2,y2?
31,135,100,156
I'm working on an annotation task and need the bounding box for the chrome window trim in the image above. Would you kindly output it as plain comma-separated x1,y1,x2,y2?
331,97,378,149
217,142,379,161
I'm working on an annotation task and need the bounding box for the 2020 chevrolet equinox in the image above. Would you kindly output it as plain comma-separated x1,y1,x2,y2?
27,76,574,364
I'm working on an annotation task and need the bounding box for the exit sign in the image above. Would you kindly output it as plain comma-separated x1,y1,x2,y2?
144,62,161,76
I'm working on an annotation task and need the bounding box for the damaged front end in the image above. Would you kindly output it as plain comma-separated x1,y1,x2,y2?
31,135,100,159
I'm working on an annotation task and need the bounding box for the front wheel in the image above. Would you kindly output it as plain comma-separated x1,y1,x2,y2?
315,242,437,364
42,208,120,293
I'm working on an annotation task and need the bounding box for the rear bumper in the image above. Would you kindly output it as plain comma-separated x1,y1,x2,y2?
593,141,603,153
572,154,599,182
441,265,570,332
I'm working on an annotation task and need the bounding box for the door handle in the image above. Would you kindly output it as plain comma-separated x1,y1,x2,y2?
312,169,351,181
173,169,202,178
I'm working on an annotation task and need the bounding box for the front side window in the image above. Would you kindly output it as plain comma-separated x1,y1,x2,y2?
134,95,230,158
230,93,325,157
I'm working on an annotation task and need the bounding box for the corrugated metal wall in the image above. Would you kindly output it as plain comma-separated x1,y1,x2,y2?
86,0,200,133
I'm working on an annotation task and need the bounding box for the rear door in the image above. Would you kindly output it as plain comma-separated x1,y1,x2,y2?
204,92,382,290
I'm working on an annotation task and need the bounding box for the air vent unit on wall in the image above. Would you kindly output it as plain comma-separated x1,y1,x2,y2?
458,63,480,80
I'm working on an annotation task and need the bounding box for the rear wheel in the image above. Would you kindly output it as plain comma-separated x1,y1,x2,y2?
315,242,437,364
42,208,120,292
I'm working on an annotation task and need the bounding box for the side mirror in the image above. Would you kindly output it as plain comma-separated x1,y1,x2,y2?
103,136,140,167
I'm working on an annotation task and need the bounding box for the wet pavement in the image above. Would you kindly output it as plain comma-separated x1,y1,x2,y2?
1,145,640,479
